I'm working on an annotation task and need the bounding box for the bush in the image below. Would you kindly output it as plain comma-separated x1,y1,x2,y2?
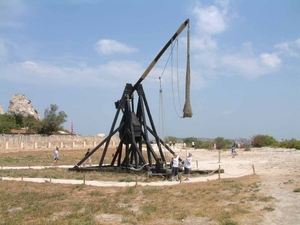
214,137,230,150
280,138,300,150
251,134,279,147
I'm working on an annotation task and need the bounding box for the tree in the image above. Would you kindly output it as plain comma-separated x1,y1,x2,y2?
40,104,67,135
23,115,43,133
0,114,18,133
214,137,231,150
251,134,279,147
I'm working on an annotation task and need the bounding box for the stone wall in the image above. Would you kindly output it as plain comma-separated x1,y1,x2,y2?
0,134,120,151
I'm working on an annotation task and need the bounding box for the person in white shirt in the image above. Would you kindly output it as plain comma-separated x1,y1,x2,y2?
184,150,192,181
171,153,180,181
52,147,59,167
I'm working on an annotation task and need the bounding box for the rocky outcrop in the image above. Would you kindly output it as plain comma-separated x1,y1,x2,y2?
6,94,40,120
0,105,4,114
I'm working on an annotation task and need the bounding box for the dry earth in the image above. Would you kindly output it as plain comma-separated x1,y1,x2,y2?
193,147,300,224
1,147,300,224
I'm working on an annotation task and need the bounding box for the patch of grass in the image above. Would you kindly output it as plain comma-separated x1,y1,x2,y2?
258,196,274,202
142,187,162,195
0,152,276,225
221,219,239,225
293,188,300,192
263,206,275,211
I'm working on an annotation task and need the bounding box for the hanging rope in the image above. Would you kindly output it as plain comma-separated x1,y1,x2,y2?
171,40,184,118
158,77,168,139
183,21,193,118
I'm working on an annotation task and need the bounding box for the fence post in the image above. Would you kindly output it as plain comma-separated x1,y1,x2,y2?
135,175,138,186
218,165,221,179
83,174,86,185
218,151,221,163
252,164,256,174
196,161,198,168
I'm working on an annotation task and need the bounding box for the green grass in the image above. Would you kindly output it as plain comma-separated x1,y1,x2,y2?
293,188,300,192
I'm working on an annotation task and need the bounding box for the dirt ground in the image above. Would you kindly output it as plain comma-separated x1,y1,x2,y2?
189,147,300,224
1,146,300,224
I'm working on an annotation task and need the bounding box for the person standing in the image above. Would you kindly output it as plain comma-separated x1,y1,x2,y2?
171,152,180,181
184,151,192,181
83,148,92,167
231,145,236,158
52,147,59,167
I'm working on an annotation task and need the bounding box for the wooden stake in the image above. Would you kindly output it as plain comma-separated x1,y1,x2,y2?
252,164,256,174
218,165,221,179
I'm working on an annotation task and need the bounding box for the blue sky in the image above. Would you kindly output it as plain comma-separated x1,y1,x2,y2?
0,0,299,140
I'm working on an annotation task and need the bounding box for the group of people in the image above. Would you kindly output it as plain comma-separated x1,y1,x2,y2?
171,149,192,181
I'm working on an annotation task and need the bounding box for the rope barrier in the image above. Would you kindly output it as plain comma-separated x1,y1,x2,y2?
223,167,254,177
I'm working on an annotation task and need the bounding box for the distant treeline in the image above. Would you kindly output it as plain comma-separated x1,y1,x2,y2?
165,135,300,150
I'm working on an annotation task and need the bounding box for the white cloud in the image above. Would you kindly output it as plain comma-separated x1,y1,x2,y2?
193,4,227,35
296,39,300,48
274,39,300,57
260,53,281,68
192,36,218,50
0,59,144,88
190,2,283,80
95,39,138,55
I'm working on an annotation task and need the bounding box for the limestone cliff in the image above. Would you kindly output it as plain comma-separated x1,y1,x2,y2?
6,94,41,120
0,105,3,114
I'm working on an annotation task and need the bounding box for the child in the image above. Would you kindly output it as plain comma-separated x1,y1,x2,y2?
231,145,237,158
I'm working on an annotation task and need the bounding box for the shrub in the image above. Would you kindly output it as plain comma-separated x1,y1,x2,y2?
214,137,229,150
280,138,300,150
251,135,279,148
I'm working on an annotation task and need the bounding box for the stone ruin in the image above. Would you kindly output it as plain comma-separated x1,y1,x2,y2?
6,94,40,120
0,105,4,115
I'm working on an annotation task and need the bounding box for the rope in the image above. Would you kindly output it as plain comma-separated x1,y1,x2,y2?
171,40,184,118
176,40,183,112
158,78,168,139
223,167,253,177
129,164,149,171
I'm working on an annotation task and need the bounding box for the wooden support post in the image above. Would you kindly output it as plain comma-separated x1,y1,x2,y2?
218,151,221,163
218,165,221,179
252,164,256,174
135,175,138,186
83,174,86,185
50,175,52,183
196,161,198,168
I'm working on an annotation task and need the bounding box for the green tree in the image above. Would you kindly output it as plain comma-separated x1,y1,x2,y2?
214,137,229,150
279,138,300,150
251,134,279,147
164,136,178,144
0,114,18,133
23,115,43,133
183,137,198,147
40,104,67,135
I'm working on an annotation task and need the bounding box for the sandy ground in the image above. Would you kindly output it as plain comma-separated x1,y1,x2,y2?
1,147,300,224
